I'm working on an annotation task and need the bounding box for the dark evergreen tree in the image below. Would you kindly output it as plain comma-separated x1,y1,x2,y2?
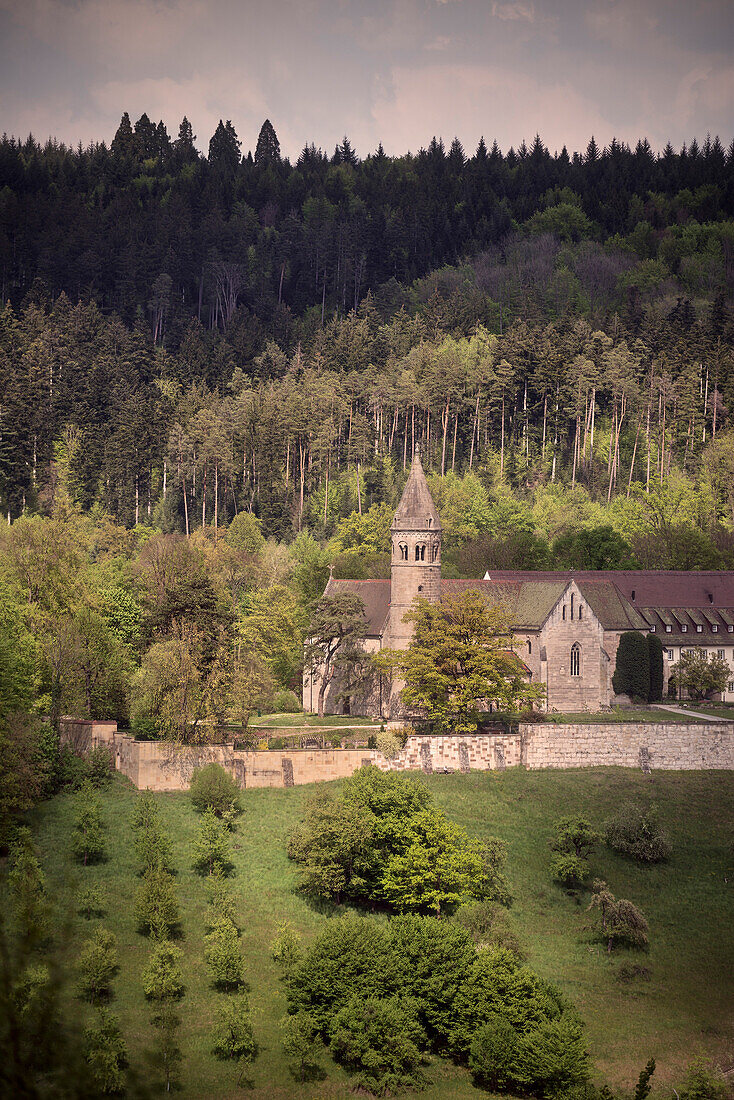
254,119,281,166
612,632,651,701
647,635,664,702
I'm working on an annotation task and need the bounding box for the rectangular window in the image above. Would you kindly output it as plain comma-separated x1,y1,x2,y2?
717,650,725,660
696,624,703,632
681,624,687,632
712,624,718,632
666,650,674,659
665,625,671,632
729,682,734,692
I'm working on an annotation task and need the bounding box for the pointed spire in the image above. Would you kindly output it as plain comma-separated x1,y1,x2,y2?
391,450,442,532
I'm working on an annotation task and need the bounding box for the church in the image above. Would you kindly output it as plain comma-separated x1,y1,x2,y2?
304,452,734,718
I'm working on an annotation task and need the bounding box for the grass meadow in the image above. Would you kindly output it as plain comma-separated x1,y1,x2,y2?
29,766,734,1099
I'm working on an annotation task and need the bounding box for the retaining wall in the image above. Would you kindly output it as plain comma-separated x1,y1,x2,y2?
59,717,734,792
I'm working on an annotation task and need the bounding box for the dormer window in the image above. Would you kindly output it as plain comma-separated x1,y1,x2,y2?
712,625,718,633
650,625,655,632
681,624,687,632
665,625,671,633
728,625,733,633
696,624,702,633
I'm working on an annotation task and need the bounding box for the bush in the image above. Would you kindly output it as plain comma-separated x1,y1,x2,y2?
134,868,179,938
78,884,107,920
281,1012,324,1082
78,928,118,1002
211,992,256,1068
375,730,401,759
85,1008,127,1095
604,803,671,862
469,1014,519,1091
205,866,238,927
135,825,175,876
270,921,303,975
86,745,114,788
613,631,651,700
453,900,525,958
550,816,599,886
676,1058,727,1100
588,880,649,953
271,689,302,713
131,790,159,832
72,781,107,865
142,941,184,1001
204,917,245,990
329,994,426,1096
189,763,242,817
647,634,664,702
193,807,233,876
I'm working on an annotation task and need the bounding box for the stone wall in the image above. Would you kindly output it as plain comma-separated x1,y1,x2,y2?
59,718,734,792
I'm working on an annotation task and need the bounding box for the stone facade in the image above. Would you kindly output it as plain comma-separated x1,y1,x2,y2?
60,718,734,793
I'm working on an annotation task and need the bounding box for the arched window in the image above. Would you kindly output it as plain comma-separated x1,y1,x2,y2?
570,643,580,677
431,542,439,562
578,604,583,620
570,594,574,620
415,544,426,561
562,605,566,621
399,543,408,561
428,516,433,528
528,640,532,655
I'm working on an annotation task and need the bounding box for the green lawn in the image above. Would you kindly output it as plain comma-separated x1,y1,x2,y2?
672,702,734,721
542,708,707,724
28,768,734,1098
252,713,380,728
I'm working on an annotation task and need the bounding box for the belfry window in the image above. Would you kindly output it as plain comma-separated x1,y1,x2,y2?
399,543,408,561
415,544,426,561
431,542,439,562
570,643,580,677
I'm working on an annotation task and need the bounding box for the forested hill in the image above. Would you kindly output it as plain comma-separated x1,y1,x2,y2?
0,115,733,572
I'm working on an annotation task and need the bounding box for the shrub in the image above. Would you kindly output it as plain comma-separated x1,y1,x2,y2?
469,1014,519,1091
134,867,179,938
85,1008,127,1095
142,941,184,1001
78,884,107,920
211,992,256,1070
8,828,48,949
375,730,401,759
270,921,303,975
281,1012,324,1082
550,816,599,886
86,745,114,788
588,880,649,953
135,825,175,876
329,994,426,1096
189,763,242,817
205,865,238,927
450,947,571,1056
271,689,302,713
515,1016,591,1096
604,803,671,862
453,900,525,958
193,807,233,876
647,634,664,702
78,928,118,1002
676,1058,727,1100
204,917,245,990
72,781,107,865
613,631,650,700
131,790,159,832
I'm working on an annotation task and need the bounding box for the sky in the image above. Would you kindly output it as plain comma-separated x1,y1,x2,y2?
0,0,732,160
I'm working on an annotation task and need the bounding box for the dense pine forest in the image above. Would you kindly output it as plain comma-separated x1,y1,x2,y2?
1,115,733,564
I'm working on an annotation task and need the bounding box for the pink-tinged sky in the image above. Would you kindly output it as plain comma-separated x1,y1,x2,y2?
0,0,732,158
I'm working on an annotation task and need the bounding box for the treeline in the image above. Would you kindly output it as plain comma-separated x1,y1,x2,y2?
1,115,733,334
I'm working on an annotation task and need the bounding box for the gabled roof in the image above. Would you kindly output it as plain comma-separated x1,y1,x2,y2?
323,578,390,635
482,570,734,608
391,452,442,533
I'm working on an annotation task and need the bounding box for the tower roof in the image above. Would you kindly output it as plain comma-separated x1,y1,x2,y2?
391,451,442,532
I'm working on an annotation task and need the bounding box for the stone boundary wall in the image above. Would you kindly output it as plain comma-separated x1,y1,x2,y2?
59,718,734,792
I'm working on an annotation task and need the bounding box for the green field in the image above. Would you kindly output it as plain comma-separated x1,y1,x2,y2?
672,702,734,722
250,713,380,728
29,767,734,1099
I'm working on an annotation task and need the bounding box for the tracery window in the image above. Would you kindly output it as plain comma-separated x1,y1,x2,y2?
570,643,580,677
399,543,408,561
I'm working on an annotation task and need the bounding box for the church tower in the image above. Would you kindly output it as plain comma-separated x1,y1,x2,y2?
387,450,442,650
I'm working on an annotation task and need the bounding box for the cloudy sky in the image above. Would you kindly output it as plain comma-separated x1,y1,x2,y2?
1,0,732,159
